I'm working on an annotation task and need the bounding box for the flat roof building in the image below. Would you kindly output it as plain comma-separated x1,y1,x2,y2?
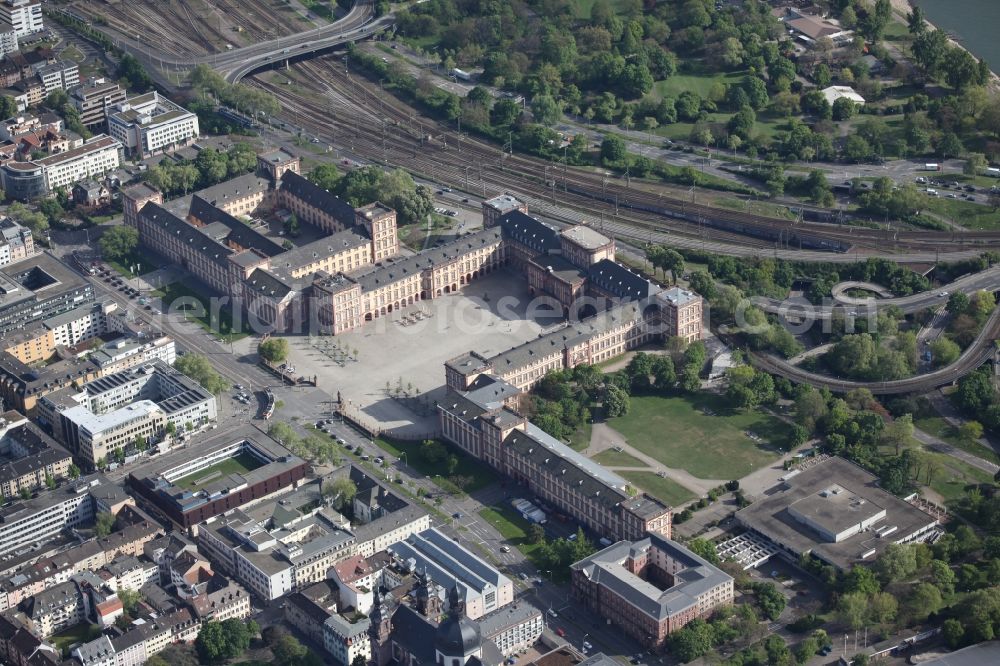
198,478,356,600
128,426,309,529
735,456,939,570
0,410,71,498
108,91,199,157
39,360,217,468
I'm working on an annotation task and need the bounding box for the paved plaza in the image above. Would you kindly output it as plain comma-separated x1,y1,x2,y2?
280,270,565,432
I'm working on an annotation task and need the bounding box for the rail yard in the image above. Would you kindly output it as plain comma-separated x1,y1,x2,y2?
249,56,1000,263
54,0,321,56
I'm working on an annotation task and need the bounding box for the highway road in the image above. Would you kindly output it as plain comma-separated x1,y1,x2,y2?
755,265,1000,320
749,300,1000,394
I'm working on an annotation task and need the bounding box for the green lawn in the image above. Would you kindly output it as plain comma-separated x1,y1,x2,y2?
107,249,155,278
606,393,787,479
653,71,745,99
922,196,1000,230
150,281,250,342
50,623,103,655
376,436,494,494
567,0,636,18
479,505,571,581
914,412,1000,465
923,451,995,502
567,421,592,452
172,452,263,490
591,448,646,468
620,471,696,506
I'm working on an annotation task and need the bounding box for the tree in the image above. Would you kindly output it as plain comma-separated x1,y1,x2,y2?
876,543,917,583
604,384,630,418
308,164,341,191
965,152,988,176
258,337,289,364
668,619,714,662
905,582,943,623
960,421,985,442
843,565,881,596
837,592,868,630
117,588,141,616
68,463,80,479
321,477,357,511
687,538,719,565
907,6,927,35
351,655,368,666
753,582,786,621
832,97,856,121
868,591,898,625
942,618,965,648
196,619,255,663
271,631,311,666
531,94,561,126
174,354,230,394
99,225,140,263
529,523,546,544
600,135,627,163
94,511,115,537
930,338,961,367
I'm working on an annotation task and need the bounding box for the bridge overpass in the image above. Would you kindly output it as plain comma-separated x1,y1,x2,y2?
88,1,386,85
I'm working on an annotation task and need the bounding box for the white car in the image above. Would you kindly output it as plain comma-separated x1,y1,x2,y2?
547,609,558,618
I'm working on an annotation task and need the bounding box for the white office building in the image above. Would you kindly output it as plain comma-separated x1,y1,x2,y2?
39,134,122,192
0,0,42,39
108,92,199,157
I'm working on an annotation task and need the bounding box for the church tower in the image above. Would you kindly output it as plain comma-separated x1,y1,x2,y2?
368,588,393,666
434,585,483,666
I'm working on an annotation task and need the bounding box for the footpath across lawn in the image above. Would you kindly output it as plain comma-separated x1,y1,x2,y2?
606,393,787,480
620,471,696,507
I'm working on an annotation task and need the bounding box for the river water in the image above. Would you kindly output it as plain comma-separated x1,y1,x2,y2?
914,0,1000,73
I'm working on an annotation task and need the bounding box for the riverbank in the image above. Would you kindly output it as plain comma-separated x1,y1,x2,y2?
887,0,999,84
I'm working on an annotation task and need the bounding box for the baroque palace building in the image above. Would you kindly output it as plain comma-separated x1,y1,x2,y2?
123,148,702,344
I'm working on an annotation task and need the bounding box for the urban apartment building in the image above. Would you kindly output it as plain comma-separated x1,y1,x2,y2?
0,0,41,39
107,91,199,157
1,134,122,200
128,427,309,529
198,479,357,601
0,251,94,337
571,534,734,649
39,360,218,468
0,218,32,267
0,410,71,498
332,465,430,557
71,78,127,128
3,301,114,364
0,473,121,560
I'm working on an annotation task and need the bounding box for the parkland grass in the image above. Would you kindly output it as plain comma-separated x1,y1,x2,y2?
620,471,697,507
606,393,786,479
591,448,647,468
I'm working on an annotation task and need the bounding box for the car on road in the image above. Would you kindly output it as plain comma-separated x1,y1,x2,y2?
500,545,510,553
556,628,566,637
452,512,462,519
939,291,949,297
374,457,384,465
583,641,592,651
547,609,558,618
518,572,528,580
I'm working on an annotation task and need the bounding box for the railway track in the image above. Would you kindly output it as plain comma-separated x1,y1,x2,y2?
254,57,1000,257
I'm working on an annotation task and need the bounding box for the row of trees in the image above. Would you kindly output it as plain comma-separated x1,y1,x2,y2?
173,354,230,395
189,64,280,119
268,421,344,468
